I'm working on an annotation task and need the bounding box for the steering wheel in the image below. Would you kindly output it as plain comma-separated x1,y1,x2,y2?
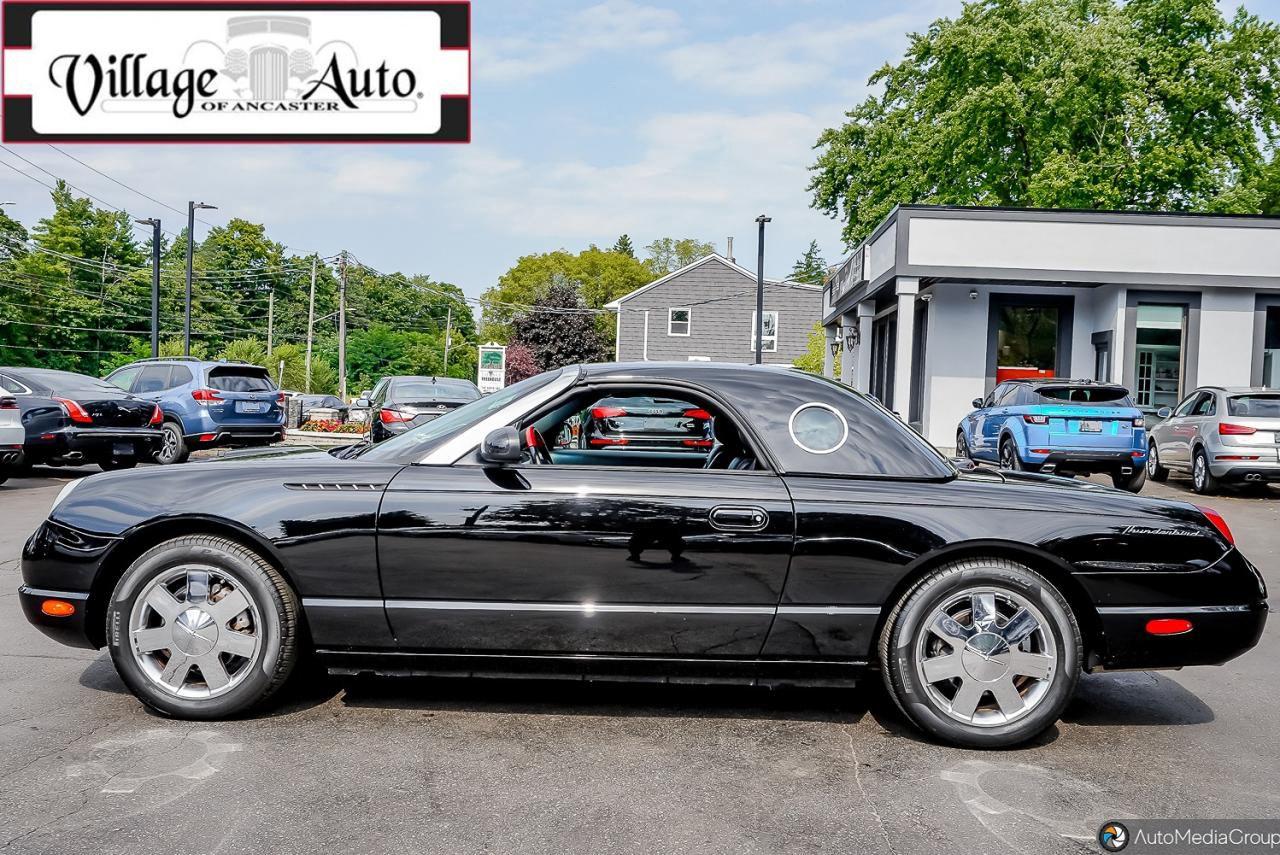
523,426,554,465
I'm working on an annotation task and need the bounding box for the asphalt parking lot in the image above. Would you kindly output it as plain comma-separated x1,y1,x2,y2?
0,466,1276,855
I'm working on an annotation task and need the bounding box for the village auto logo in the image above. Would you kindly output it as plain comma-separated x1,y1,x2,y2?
1,1,470,142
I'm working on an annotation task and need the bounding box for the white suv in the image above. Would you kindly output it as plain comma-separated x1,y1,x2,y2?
1148,387,1280,493
0,394,24,485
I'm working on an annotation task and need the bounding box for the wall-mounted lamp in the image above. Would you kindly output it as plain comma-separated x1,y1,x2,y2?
844,324,860,350
969,289,979,301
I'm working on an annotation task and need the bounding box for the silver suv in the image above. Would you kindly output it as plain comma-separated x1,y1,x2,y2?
1148,386,1280,493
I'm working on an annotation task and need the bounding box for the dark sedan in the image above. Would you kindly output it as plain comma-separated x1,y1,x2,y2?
578,395,713,453
0,366,163,472
19,363,1268,748
365,376,482,443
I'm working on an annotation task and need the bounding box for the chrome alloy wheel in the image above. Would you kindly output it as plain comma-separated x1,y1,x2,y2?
160,427,179,460
1147,442,1160,477
128,565,262,699
1194,453,1207,490
914,588,1057,727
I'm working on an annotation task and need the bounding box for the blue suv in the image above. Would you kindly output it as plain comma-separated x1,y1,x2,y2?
957,379,1148,492
105,358,285,464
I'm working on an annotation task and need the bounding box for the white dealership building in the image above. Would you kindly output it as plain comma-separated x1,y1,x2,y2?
820,205,1280,449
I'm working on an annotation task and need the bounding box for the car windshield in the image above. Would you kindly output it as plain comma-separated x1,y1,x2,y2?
356,369,566,462
1227,394,1280,418
1035,385,1132,406
391,379,481,402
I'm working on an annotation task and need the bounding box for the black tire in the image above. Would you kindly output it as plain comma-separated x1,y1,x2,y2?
956,432,972,460
998,437,1024,471
1147,440,1169,482
105,535,301,719
155,421,190,465
878,558,1082,749
1111,466,1146,493
1192,447,1218,495
99,458,138,472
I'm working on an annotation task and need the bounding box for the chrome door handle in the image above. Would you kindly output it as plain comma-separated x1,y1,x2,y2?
709,505,768,531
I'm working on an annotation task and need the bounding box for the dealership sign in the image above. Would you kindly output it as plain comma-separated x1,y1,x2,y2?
1,1,470,142
476,344,505,394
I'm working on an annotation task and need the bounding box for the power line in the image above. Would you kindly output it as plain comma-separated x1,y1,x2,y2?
45,144,215,227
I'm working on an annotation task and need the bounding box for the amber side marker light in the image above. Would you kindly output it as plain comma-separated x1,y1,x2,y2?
40,599,76,618
1146,618,1193,636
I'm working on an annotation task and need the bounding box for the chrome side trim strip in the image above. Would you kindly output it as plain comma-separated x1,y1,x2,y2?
1096,604,1256,615
388,600,776,615
776,606,881,616
19,586,90,601
302,597,385,608
301,598,885,617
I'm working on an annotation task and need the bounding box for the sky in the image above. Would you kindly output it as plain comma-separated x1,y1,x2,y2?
4,0,1280,308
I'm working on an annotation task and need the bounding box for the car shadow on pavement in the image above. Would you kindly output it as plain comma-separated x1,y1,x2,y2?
1061,671,1214,726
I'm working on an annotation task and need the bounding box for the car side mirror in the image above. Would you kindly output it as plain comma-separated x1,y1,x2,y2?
479,426,522,465
971,398,984,409
1156,407,1172,419
355,398,370,408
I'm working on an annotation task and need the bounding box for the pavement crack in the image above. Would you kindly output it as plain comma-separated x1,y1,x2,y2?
843,723,893,854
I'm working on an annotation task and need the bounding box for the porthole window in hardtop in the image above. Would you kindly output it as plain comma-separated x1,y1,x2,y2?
708,369,954,478
788,403,848,454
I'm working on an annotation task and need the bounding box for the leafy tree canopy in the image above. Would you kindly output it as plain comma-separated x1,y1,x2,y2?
611,234,635,257
479,246,651,342
644,237,716,275
510,280,610,373
810,0,1280,245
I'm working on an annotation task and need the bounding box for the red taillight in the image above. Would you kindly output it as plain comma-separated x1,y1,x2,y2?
683,408,712,420
276,392,286,406
198,433,216,442
1023,415,1049,425
149,405,163,426
1194,504,1234,546
682,438,714,448
588,436,628,446
53,397,92,424
591,406,626,420
191,388,223,404
1218,422,1256,436
0,396,16,410
379,408,410,424
1145,618,1193,636
1132,417,1145,428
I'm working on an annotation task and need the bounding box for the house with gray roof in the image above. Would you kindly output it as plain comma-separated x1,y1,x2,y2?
605,254,823,364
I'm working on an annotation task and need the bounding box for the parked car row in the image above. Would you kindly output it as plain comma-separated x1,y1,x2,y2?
359,376,482,443
958,378,1280,495
0,357,286,478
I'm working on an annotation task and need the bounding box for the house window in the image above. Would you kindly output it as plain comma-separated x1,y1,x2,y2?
668,308,691,336
751,311,778,353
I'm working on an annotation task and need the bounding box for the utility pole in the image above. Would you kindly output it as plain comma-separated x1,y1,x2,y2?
337,252,348,401
304,256,317,393
135,217,161,357
266,288,275,354
754,214,771,365
184,200,217,356
443,305,452,372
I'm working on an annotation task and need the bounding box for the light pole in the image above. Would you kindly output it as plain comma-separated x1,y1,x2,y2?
135,218,162,357
184,200,216,356
754,214,771,365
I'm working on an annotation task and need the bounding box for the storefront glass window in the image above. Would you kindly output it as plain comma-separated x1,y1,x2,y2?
1134,304,1185,411
1264,307,1280,389
996,305,1058,382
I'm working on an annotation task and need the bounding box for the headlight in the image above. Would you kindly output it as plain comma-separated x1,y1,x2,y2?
49,479,82,514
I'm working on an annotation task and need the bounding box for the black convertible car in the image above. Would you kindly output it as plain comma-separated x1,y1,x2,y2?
19,363,1268,748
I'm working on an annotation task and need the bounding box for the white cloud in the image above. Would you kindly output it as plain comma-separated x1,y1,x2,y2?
483,0,683,81
661,9,935,97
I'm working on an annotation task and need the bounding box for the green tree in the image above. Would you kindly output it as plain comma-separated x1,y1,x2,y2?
809,0,1280,245
479,247,651,342
792,323,828,374
611,234,635,257
790,240,827,285
643,237,716,275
